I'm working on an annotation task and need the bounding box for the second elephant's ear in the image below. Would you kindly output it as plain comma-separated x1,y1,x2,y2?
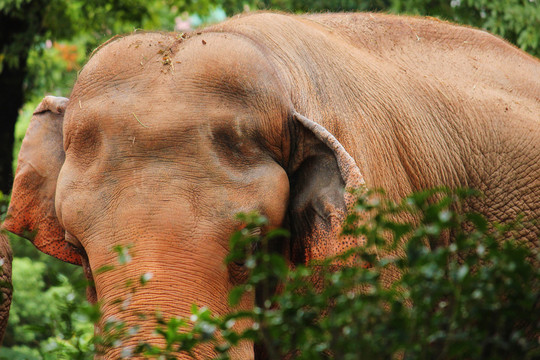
286,112,366,265
2,96,81,265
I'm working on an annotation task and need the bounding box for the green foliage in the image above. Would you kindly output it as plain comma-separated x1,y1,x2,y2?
1,258,93,359
127,189,538,359
0,0,32,12
0,194,89,358
221,0,391,13
1,0,222,98
24,42,84,99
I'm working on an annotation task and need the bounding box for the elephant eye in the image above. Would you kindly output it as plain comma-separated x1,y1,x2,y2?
233,259,245,267
65,231,83,251
66,241,85,257
227,226,267,284
228,236,262,284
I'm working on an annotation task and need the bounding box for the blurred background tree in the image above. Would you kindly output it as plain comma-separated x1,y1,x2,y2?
0,0,538,358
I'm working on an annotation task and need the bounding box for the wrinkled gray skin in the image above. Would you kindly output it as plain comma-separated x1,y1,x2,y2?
3,12,540,359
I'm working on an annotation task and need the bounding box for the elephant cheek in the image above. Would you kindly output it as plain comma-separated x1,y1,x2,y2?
256,165,290,228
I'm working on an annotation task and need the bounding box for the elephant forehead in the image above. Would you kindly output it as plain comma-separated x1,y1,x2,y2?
64,30,288,167
72,30,285,105
66,35,206,134
79,32,178,84
66,31,287,142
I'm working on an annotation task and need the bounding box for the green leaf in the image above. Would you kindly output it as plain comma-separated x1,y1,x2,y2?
228,286,246,307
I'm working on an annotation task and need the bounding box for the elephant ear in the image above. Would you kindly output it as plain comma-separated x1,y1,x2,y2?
287,112,366,266
2,96,81,265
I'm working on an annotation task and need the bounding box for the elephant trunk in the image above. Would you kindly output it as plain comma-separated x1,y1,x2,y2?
87,233,254,360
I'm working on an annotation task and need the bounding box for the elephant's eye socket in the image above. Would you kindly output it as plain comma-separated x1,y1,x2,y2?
67,242,85,256
233,259,245,267
65,231,83,250
228,260,249,285
228,226,267,284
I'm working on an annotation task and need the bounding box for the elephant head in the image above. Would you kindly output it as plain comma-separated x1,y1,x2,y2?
3,31,365,359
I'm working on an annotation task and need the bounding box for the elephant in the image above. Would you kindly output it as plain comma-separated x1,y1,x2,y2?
0,232,12,345
3,11,539,359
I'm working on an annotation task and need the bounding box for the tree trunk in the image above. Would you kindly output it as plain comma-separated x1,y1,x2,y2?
0,57,26,194
0,3,45,194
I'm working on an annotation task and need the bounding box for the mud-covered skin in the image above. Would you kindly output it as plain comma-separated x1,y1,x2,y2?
0,232,12,344
3,12,539,359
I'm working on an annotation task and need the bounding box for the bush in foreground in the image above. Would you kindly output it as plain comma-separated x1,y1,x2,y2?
134,189,539,359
